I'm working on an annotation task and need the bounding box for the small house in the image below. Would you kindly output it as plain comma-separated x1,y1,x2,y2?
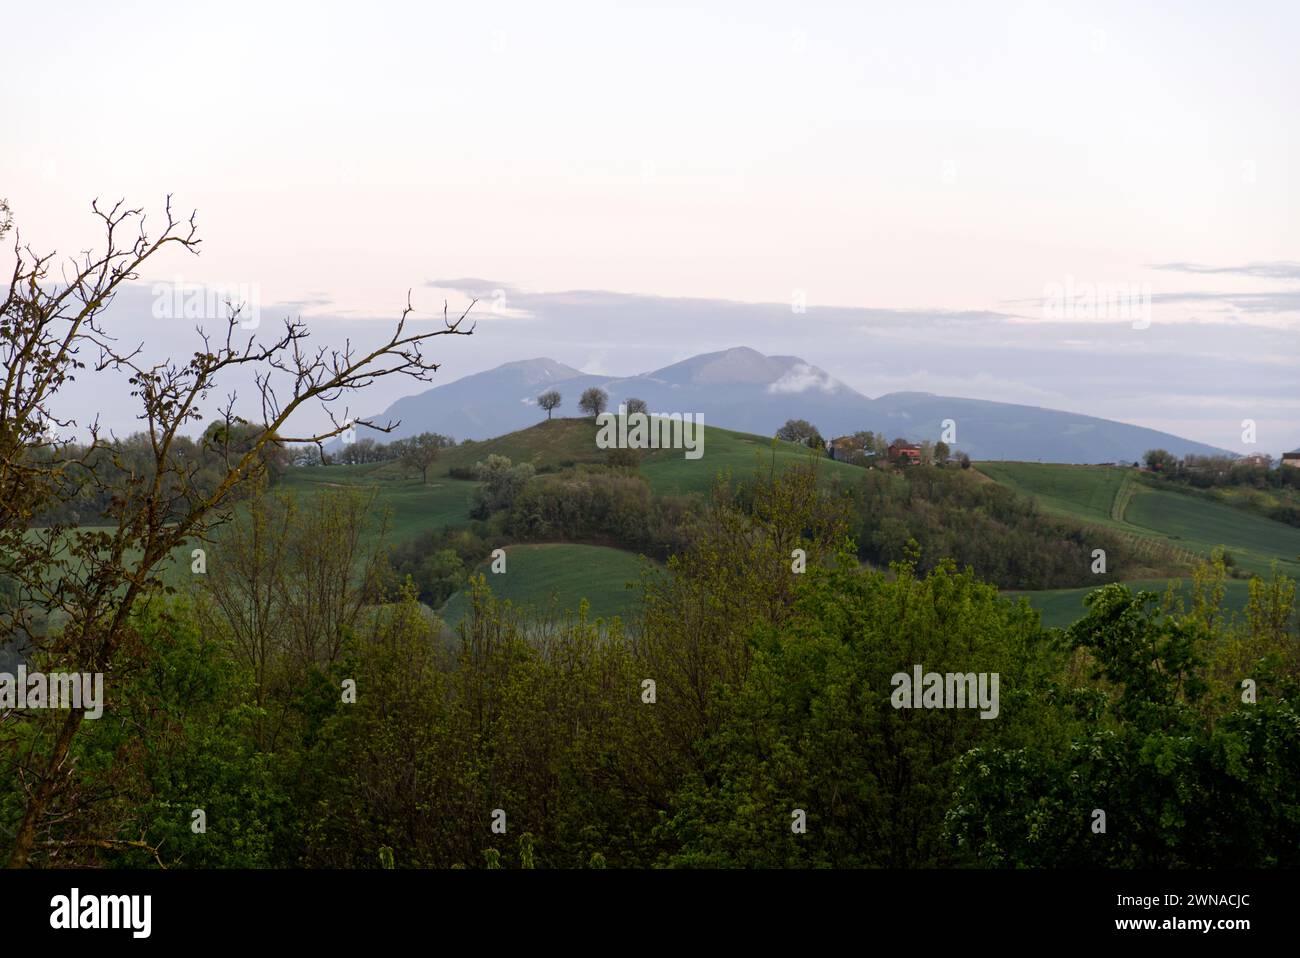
888,440,922,465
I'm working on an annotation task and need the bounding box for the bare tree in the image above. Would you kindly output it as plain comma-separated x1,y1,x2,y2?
624,397,647,415
537,389,562,420
0,197,474,867
578,387,608,418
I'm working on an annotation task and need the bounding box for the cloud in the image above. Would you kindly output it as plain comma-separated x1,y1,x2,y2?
427,278,521,297
1150,261,1300,281
62,278,1299,454
766,363,841,395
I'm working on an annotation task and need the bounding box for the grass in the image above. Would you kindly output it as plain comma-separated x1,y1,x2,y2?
975,461,1132,527
277,462,478,542
1008,578,1257,630
976,461,1300,578
639,424,864,496
1123,487,1300,576
439,543,649,625
273,419,865,545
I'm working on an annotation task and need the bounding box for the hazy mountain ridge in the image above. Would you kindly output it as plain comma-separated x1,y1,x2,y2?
357,346,1231,463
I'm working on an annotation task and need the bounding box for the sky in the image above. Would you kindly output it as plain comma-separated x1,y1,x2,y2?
3,0,1297,452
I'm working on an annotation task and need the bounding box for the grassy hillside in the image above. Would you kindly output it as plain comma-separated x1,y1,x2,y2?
640,424,863,495
278,419,863,544
976,461,1300,578
439,543,648,624
974,461,1132,526
439,417,608,473
278,461,478,539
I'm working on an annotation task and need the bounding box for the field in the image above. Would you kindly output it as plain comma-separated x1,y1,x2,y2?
976,461,1300,578
438,543,649,625
974,461,1134,527
277,462,477,543
639,423,863,495
1009,578,1257,629
979,460,1300,627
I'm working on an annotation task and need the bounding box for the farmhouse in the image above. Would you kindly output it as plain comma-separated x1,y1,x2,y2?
888,440,922,466
1240,452,1272,468
1283,449,1300,469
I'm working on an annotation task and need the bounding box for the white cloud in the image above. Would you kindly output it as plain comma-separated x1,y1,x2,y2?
766,363,841,395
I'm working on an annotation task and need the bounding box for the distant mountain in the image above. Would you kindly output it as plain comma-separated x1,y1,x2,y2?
349,346,1231,464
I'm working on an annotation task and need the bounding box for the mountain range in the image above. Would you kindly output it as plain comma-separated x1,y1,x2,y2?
354,347,1230,463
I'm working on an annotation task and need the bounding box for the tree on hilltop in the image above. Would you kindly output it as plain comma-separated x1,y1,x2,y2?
537,390,562,420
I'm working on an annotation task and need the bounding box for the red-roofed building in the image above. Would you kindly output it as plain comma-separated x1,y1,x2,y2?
888,440,922,465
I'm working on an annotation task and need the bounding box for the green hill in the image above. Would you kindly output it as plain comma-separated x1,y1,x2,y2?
974,461,1133,527
278,419,863,546
639,424,863,495
976,461,1300,578
439,543,648,624
979,460,1300,628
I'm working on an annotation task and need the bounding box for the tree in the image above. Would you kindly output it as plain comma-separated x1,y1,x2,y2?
959,451,972,469
469,454,535,518
537,390,562,420
579,387,608,418
400,432,452,483
852,430,877,455
1144,448,1178,473
624,397,648,415
775,419,821,445
934,440,951,464
0,196,475,867
945,582,1300,868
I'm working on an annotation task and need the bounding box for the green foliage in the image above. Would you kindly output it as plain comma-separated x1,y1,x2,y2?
945,582,1300,867
851,465,1139,589
660,553,1061,867
5,451,1297,872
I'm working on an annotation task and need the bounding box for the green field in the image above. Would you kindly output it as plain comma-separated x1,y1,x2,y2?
1009,578,1257,630
981,460,1300,627
977,461,1300,578
975,461,1133,527
439,543,648,624
1124,490,1300,576
639,424,863,495
278,462,478,543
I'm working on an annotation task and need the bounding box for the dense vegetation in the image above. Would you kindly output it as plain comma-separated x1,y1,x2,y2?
4,464,1296,869
847,466,1141,589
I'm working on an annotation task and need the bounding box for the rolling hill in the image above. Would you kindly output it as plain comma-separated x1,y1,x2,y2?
977,461,1300,577
979,461,1300,626
319,417,862,511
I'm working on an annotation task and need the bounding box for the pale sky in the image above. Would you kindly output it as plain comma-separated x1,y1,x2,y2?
3,0,1297,451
